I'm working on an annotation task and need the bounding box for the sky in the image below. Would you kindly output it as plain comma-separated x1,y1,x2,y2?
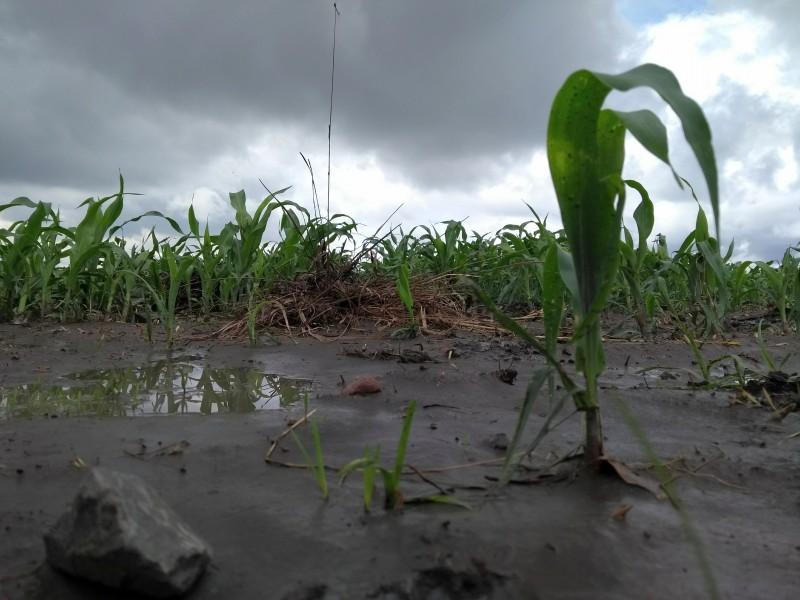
0,0,798,260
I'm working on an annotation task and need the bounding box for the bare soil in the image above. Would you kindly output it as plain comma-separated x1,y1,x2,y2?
1,319,799,599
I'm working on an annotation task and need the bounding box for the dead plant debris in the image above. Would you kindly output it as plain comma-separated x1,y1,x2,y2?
199,273,541,340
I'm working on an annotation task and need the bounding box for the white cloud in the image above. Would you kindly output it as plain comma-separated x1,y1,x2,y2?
613,9,800,259
774,145,798,192
625,11,798,104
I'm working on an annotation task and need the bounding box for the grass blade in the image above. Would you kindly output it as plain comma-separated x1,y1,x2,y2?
501,367,551,484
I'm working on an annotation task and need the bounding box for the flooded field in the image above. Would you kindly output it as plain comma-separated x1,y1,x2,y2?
1,359,311,419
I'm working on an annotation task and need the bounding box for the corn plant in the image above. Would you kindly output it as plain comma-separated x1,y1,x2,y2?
619,180,655,336
291,420,329,500
756,249,798,333
393,256,417,338
339,400,417,511
0,198,59,320
546,63,718,463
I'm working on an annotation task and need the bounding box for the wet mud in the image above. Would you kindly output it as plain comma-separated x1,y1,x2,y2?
1,320,799,599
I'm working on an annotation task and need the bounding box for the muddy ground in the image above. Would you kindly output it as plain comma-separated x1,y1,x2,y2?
1,319,799,599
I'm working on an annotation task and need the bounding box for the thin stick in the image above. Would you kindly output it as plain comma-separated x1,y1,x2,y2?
407,464,449,495
412,457,506,473
265,409,318,461
327,2,341,220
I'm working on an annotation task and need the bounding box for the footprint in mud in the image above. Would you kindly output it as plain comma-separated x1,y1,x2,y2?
368,565,514,600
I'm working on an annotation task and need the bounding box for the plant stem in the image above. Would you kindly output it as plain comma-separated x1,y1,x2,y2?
581,320,605,464
584,407,604,464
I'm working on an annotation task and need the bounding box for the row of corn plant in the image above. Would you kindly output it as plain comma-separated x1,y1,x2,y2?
2,175,798,336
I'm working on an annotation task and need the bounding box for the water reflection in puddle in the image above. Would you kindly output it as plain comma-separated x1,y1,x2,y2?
0,360,311,419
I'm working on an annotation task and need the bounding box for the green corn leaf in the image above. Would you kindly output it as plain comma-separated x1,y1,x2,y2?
290,425,328,500
593,63,719,239
549,76,627,323
229,190,251,228
395,262,414,319
556,247,580,303
626,179,655,255
542,241,564,355
310,420,328,500
252,186,293,225
362,447,379,511
611,110,681,187
757,261,781,291
109,210,185,237
501,367,551,484
695,207,710,243
730,261,751,306
188,205,199,237
697,241,728,293
393,400,416,483
794,268,800,333
676,229,697,256
623,226,635,250
0,197,42,212
98,194,124,238
619,238,637,267
338,456,374,484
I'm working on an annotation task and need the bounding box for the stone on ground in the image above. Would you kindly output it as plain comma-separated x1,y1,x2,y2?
44,467,211,597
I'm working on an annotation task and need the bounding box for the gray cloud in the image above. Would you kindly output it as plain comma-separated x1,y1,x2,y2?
1,1,798,262
1,0,627,196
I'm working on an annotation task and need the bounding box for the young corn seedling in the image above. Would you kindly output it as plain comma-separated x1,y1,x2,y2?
619,180,655,337
0,198,57,320
757,249,797,333
393,257,418,339
291,419,329,500
339,400,417,511
475,63,720,470
125,244,194,346
794,264,800,335
545,63,719,464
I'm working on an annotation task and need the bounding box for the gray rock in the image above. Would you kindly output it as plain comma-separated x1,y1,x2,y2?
44,468,211,598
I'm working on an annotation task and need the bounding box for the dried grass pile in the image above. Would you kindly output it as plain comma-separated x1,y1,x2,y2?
212,272,539,340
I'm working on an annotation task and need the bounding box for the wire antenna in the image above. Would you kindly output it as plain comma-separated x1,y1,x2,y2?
327,2,341,222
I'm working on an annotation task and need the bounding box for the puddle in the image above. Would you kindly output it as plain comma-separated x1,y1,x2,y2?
0,360,312,419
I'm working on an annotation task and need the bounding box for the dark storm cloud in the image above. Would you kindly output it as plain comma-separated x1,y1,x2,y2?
0,1,627,194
